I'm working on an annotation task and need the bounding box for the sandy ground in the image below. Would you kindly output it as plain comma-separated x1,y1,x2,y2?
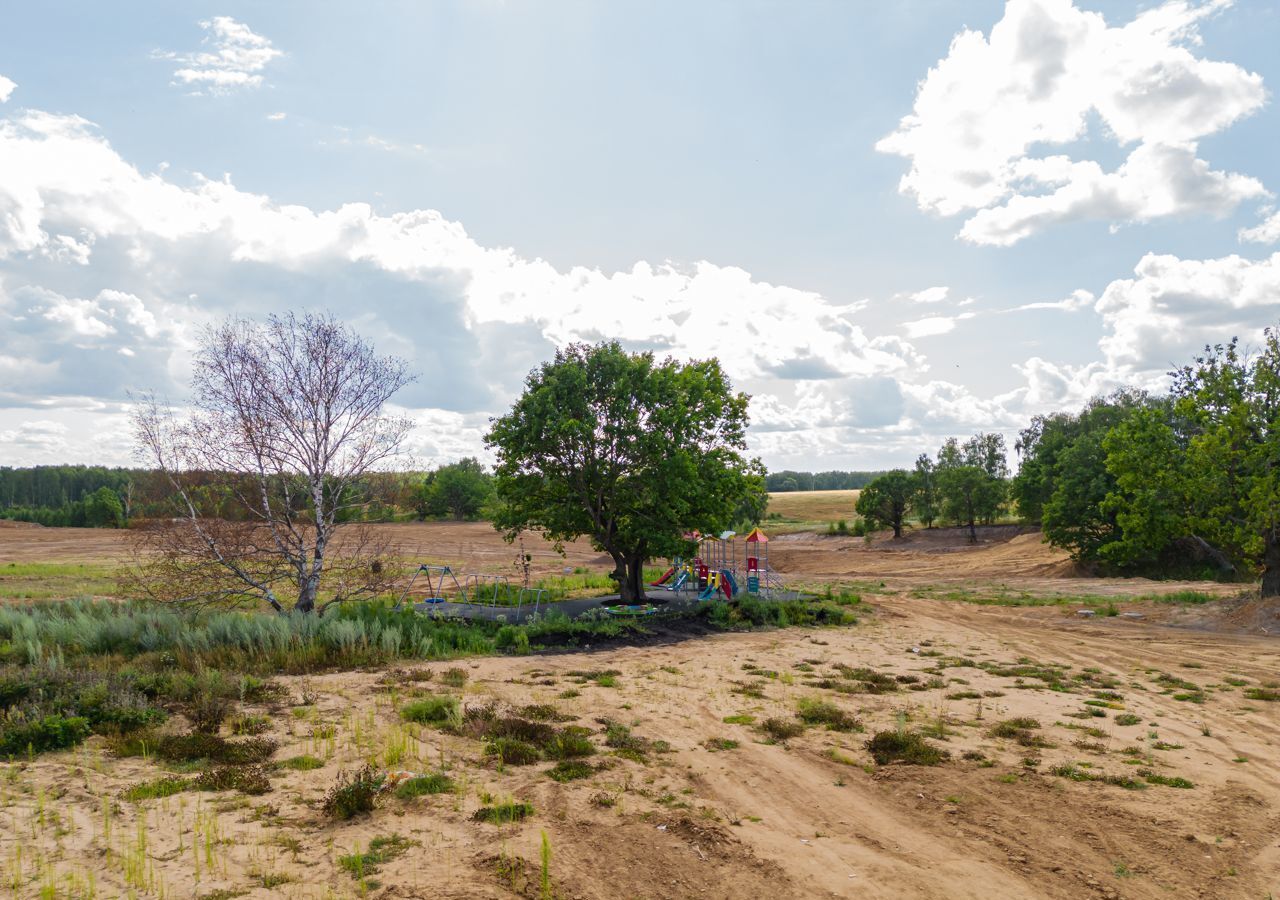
3,596,1277,899
1,521,1277,898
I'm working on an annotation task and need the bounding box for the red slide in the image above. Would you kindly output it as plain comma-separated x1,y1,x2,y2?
719,580,732,600
650,567,675,586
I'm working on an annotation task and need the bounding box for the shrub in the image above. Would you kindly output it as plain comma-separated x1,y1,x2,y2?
191,764,272,795
485,737,541,766
122,776,189,802
155,733,276,765
865,731,949,766
796,698,861,732
703,737,739,751
759,717,805,742
543,729,595,760
187,691,235,734
440,667,469,689
1113,713,1143,726
494,626,531,655
0,714,91,756
400,696,461,728
547,760,595,782
473,801,534,824
322,765,384,820
394,773,455,798
280,754,324,771
339,834,416,880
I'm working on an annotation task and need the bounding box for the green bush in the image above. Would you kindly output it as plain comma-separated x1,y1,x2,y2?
323,765,384,820
796,698,861,732
484,737,541,765
546,760,595,782
400,696,461,728
0,714,91,756
865,730,949,766
394,773,455,798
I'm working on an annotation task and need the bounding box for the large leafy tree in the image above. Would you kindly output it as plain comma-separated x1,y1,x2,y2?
911,454,939,528
856,469,914,538
421,458,493,521
1014,390,1154,561
935,432,1008,539
486,342,760,602
1166,333,1280,595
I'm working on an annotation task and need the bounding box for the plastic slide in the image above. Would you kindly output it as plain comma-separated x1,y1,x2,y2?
669,570,689,591
698,581,718,600
721,570,738,598
650,567,675,586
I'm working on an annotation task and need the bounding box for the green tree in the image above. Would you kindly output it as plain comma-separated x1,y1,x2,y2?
83,486,124,528
937,465,1005,543
1167,333,1280,594
855,470,914,538
486,342,760,603
422,458,493,521
1015,391,1154,560
731,473,769,530
911,454,939,528
1098,408,1187,569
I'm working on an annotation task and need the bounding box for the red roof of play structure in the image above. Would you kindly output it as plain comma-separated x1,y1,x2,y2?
744,527,768,543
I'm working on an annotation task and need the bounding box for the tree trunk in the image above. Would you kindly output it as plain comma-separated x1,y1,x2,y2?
967,518,977,544
618,553,646,603
1262,529,1280,599
892,518,902,539
294,583,316,613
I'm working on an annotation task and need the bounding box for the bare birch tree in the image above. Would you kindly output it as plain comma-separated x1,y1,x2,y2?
129,312,415,613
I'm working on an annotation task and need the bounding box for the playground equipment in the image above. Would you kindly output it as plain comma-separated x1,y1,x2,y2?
744,527,784,596
650,527,785,600
395,564,549,619
396,564,465,607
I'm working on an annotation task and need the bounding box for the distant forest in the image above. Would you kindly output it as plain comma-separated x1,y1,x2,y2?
1,464,885,526
764,470,886,492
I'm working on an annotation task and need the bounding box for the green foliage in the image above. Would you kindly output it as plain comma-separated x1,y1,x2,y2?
912,454,939,528
764,470,886,491
486,341,761,601
419,458,493,521
855,470,914,538
0,713,91,755
546,760,596,781
83,486,126,528
865,730,949,766
796,697,861,731
339,834,416,880
394,773,455,798
400,696,462,728
280,754,324,770
323,764,384,820
472,800,534,825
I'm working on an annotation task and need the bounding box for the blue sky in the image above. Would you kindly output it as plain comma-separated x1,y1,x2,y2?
2,0,1279,470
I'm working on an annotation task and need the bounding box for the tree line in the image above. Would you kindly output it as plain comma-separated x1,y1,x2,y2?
855,328,1280,593
765,470,886,491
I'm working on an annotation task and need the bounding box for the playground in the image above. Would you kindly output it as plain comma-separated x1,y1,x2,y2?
393,526,802,621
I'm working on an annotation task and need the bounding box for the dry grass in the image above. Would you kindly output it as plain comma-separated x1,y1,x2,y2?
766,490,860,528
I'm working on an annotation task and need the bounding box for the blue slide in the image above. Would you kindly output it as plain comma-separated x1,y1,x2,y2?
669,570,690,591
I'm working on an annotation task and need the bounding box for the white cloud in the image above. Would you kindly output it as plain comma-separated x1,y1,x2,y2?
0,103,936,465
0,420,68,450
1008,288,1095,312
159,17,282,94
902,312,976,338
266,112,287,121
878,0,1268,245
1240,206,1280,244
0,76,15,103
906,286,949,304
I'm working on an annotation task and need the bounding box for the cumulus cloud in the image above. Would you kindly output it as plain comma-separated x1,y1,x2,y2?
0,102,961,466
0,76,15,103
158,17,282,93
878,0,1269,245
1240,206,1280,244
0,420,68,450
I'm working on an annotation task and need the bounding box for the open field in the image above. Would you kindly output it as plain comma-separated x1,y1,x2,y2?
765,489,860,530
0,520,1277,898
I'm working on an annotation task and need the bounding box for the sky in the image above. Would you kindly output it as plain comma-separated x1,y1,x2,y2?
1,0,1279,472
